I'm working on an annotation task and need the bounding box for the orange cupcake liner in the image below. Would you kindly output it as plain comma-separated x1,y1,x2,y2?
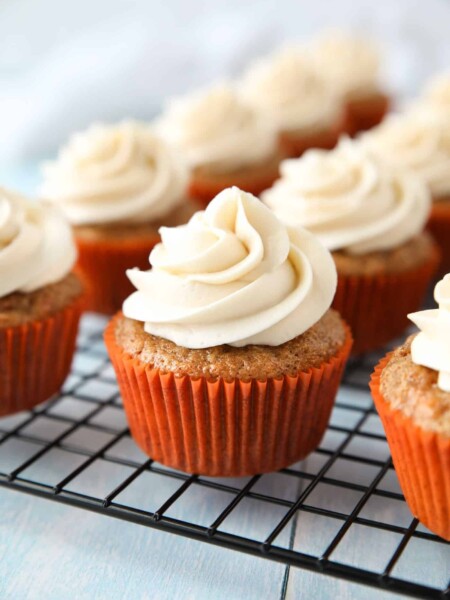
188,162,282,209
104,315,353,477
0,293,83,417
75,235,159,315
427,200,450,277
278,115,346,158
370,356,450,541
344,92,390,136
332,246,440,355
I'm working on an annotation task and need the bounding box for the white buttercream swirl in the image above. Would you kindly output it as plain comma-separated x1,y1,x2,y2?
362,111,450,198
262,139,430,254
409,274,450,392
311,30,381,99
157,84,277,171
239,48,341,132
123,187,337,349
0,187,77,298
41,121,188,226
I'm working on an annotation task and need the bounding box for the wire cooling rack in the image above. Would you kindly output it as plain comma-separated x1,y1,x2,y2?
0,313,449,599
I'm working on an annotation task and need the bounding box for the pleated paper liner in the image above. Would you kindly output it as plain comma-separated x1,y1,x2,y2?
188,155,282,208
75,234,159,315
332,245,440,355
370,355,450,541
344,92,390,136
0,293,83,417
104,315,352,477
427,199,450,277
278,116,346,159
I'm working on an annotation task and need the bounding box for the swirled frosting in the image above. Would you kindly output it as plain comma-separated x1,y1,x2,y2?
409,274,450,392
239,48,341,132
261,139,430,254
311,30,381,99
157,84,277,171
361,111,450,198
41,121,188,226
0,187,77,298
123,186,337,349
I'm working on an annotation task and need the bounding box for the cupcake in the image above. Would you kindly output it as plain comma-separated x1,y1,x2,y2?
157,83,281,207
239,47,345,158
41,121,193,315
262,138,439,354
370,274,450,540
311,30,390,135
104,187,352,476
362,110,450,274
0,187,83,417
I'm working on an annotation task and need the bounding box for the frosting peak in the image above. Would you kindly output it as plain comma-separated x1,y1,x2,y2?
409,274,450,392
0,188,77,298
239,47,341,132
262,139,430,254
41,121,188,226
123,187,337,349
157,84,277,171
420,73,450,117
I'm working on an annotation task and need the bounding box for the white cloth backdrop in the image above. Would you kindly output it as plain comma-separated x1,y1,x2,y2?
1,0,450,164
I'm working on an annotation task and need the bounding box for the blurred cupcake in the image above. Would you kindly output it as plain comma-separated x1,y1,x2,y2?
157,83,280,207
362,110,450,274
311,30,390,135
262,139,439,354
239,47,344,158
0,187,83,417
104,187,352,476
370,274,450,540
41,121,192,314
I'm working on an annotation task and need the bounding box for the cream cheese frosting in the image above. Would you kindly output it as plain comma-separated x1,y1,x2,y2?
41,121,188,226
239,47,341,133
157,84,277,172
361,111,450,198
311,30,382,99
409,274,450,392
418,73,450,118
261,139,430,254
0,187,77,298
123,186,337,349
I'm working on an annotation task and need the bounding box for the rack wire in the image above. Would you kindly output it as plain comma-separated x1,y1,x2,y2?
0,313,449,599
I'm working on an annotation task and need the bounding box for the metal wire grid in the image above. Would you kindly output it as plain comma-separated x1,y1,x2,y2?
0,314,448,600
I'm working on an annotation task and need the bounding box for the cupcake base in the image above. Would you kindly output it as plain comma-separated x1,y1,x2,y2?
104,315,352,477
188,152,282,208
0,292,83,417
332,243,440,355
75,234,159,315
370,355,450,541
278,117,345,158
345,92,390,136
428,198,450,277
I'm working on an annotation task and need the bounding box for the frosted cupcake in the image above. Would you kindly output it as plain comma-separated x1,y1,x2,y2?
41,121,192,314
0,187,83,416
157,84,280,206
262,139,439,353
311,30,390,135
370,274,450,540
105,187,352,476
362,110,450,274
239,47,345,158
